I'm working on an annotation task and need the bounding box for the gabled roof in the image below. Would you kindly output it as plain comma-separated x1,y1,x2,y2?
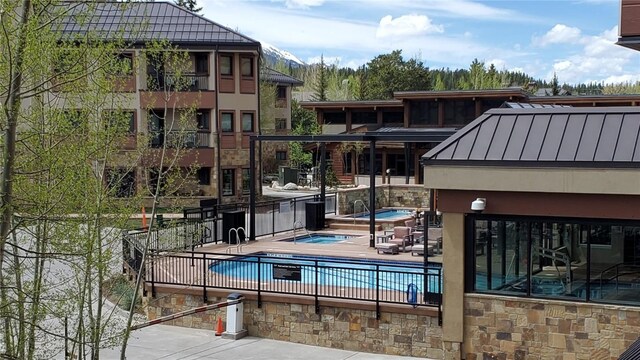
262,68,303,86
59,2,260,47
422,107,640,168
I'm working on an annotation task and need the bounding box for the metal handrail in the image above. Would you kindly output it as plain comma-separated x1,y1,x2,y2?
353,200,370,224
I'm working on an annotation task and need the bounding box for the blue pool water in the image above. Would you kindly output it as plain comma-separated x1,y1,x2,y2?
355,209,413,219
209,253,442,293
279,234,354,244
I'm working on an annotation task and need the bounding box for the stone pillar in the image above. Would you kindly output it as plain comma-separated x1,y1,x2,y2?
442,212,465,360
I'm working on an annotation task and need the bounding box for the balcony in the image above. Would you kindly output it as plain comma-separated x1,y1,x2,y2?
149,131,210,148
147,72,209,91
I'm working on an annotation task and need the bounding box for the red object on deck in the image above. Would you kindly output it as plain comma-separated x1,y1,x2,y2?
215,316,224,336
141,206,147,229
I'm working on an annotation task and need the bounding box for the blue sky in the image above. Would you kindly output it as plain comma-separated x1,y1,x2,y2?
202,0,640,85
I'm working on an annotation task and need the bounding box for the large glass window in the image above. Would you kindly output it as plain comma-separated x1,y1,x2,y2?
469,215,640,306
351,111,376,124
409,100,438,126
444,100,475,125
240,57,253,77
323,112,346,125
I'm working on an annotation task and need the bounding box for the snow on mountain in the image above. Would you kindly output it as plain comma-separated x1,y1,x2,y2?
261,41,305,67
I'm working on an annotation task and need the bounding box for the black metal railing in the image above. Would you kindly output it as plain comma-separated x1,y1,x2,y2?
150,130,210,148
148,72,209,91
182,193,338,241
145,251,442,322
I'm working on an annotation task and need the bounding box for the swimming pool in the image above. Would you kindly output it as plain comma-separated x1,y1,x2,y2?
209,253,442,293
354,209,413,220
279,234,354,244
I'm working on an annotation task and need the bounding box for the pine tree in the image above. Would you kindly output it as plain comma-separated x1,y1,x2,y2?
175,0,202,13
551,72,560,96
312,55,328,101
433,73,445,90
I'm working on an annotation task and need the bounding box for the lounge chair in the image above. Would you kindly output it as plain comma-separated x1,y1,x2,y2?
384,226,413,252
411,244,435,256
376,242,399,254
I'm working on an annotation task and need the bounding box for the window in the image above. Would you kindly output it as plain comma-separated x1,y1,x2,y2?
276,86,287,99
103,110,135,133
323,112,346,124
62,110,88,133
275,118,287,130
220,55,232,76
195,53,208,74
197,111,210,130
222,169,235,196
197,167,211,185
242,168,250,194
444,100,475,125
343,152,352,174
241,57,253,77
221,112,233,132
410,100,438,126
242,113,254,132
106,168,135,197
114,53,133,76
352,111,376,124
468,215,640,306
275,151,287,160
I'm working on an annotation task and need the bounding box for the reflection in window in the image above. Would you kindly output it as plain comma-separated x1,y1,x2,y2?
470,216,640,305
242,113,254,132
220,55,232,76
242,168,250,194
241,57,253,77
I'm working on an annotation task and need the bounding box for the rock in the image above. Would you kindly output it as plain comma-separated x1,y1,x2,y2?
283,183,299,190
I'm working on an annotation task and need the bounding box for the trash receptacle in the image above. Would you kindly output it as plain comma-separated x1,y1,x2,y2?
305,201,325,231
222,210,245,243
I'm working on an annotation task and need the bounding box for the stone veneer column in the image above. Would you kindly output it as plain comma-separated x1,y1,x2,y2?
442,212,464,360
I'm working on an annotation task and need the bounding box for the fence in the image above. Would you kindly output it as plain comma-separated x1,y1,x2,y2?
182,193,337,242
145,251,442,323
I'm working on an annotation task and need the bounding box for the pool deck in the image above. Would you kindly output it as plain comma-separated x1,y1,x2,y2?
196,228,443,264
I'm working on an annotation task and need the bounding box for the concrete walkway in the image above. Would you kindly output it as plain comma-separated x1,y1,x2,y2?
101,324,433,360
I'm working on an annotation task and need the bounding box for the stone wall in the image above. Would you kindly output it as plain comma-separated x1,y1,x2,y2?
463,294,640,360
145,289,447,358
337,185,430,215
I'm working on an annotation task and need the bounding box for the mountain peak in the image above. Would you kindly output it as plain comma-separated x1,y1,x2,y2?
260,41,305,67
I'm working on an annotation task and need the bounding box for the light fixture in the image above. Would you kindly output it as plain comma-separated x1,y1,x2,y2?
471,198,486,213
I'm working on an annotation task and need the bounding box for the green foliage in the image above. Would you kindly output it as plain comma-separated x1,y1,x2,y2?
312,55,328,101
291,99,318,132
551,72,560,96
174,0,202,13
361,50,430,99
108,275,141,312
325,166,340,188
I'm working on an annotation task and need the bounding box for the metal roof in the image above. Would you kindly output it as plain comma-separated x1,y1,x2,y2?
502,102,571,109
261,68,303,86
422,107,640,168
58,2,260,47
619,337,640,360
393,88,528,100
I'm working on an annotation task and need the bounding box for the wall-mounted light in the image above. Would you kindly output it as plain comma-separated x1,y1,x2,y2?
471,198,486,213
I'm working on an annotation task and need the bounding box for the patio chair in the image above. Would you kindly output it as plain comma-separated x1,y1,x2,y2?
384,226,413,252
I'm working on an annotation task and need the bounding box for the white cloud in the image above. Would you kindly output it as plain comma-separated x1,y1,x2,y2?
376,14,444,38
487,59,506,69
534,24,582,46
603,74,640,84
284,0,324,9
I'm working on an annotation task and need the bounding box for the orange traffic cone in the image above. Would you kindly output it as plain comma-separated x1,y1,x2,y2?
141,206,147,229
215,316,223,336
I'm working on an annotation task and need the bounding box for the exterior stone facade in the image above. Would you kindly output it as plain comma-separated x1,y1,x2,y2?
463,294,640,360
337,185,430,215
145,289,447,358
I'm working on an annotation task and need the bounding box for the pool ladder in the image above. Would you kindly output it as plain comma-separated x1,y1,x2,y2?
226,227,247,254
292,220,310,244
353,200,370,224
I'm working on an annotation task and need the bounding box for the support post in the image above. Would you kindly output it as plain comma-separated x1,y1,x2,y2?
249,138,256,241
369,139,376,247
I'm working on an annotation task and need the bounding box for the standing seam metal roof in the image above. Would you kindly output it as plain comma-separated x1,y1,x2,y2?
261,68,304,86
58,1,260,46
422,107,640,168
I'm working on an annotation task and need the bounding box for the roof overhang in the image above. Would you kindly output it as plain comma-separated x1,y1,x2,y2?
617,36,640,51
300,100,403,111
